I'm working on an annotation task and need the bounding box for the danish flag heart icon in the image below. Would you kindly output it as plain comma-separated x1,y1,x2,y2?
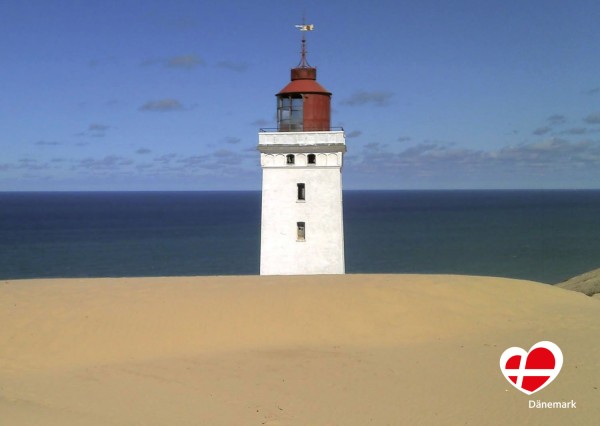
499,341,563,395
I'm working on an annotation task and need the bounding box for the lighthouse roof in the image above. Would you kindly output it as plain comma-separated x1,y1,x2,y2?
277,66,331,96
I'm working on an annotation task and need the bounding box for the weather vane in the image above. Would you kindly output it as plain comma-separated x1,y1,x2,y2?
295,23,314,32
295,19,314,68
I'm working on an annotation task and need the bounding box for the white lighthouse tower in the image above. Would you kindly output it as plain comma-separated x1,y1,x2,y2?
258,24,346,275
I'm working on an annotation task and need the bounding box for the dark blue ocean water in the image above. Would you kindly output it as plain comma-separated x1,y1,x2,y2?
1,191,599,283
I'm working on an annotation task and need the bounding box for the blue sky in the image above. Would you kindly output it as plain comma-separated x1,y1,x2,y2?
1,0,600,190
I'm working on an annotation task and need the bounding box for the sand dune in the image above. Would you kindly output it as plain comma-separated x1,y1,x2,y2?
557,267,600,297
1,274,599,425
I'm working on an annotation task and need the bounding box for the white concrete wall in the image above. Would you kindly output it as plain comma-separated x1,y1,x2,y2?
258,131,345,146
260,152,343,168
259,131,345,275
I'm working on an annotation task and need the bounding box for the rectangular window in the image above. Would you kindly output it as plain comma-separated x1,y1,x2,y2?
277,95,303,132
297,183,305,201
297,222,305,241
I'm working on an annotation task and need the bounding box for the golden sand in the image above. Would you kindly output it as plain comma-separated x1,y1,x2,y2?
1,274,598,425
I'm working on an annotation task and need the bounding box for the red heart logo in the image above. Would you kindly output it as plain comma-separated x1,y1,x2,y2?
499,341,563,395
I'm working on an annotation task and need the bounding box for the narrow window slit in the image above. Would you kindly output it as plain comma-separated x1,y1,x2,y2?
297,222,305,241
297,183,305,201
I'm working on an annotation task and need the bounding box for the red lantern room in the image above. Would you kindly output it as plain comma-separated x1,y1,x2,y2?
276,26,331,132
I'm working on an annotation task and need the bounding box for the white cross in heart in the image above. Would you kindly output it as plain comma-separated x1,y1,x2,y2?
499,341,563,395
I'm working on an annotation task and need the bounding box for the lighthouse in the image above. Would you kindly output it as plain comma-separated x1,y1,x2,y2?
258,24,346,275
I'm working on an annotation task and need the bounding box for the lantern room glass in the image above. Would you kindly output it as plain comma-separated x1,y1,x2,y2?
277,95,303,131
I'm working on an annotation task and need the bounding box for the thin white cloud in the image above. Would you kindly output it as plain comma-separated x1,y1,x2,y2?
87,123,110,138
176,155,210,167
346,130,362,139
363,142,388,151
584,113,600,124
532,115,570,136
340,90,394,107
167,54,204,69
76,156,134,170
139,99,185,112
154,153,177,164
533,126,551,135
223,136,241,144
352,138,600,180
89,123,110,132
1,158,52,171
560,127,589,135
213,148,243,165
547,114,567,125
35,140,61,146
142,54,205,69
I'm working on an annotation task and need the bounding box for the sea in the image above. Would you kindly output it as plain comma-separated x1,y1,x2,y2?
1,190,599,284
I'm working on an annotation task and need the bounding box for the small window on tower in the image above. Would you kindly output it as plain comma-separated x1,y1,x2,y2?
286,154,295,165
297,222,306,241
297,183,305,201
307,154,316,165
